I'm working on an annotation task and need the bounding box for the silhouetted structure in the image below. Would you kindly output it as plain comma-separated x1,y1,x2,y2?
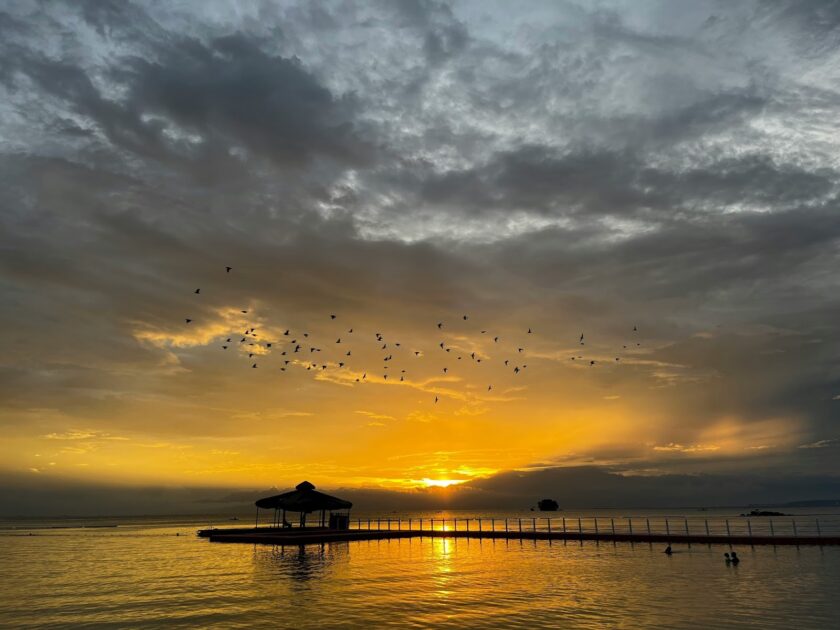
537,499,560,511
254,481,352,530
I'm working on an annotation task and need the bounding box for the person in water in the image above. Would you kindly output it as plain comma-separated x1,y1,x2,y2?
664,545,673,555
730,551,740,565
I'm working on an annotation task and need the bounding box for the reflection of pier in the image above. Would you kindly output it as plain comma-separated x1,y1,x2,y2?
199,515,840,546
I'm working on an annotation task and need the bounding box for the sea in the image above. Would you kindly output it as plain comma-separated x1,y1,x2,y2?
2,507,839,628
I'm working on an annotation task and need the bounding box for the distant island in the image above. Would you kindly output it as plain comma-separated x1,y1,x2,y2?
537,499,560,511
740,509,788,517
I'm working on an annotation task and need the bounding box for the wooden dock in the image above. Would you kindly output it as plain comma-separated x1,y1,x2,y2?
199,525,839,547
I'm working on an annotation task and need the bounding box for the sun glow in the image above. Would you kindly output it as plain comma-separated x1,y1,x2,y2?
421,478,467,488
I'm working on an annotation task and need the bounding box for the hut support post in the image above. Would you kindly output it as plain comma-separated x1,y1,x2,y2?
255,507,259,528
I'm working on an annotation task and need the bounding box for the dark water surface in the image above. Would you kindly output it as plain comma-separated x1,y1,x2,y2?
1,513,839,628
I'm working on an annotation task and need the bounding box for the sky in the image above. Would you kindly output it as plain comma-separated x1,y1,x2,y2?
1,1,840,513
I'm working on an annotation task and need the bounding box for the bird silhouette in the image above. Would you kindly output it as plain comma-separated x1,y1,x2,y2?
222,345,228,349
185,318,192,324
330,315,336,319
194,288,200,294
437,322,443,329
225,266,232,273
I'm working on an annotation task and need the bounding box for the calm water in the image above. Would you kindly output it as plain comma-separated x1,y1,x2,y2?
2,511,839,629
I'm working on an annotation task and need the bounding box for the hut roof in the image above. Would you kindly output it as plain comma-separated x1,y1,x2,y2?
255,481,352,512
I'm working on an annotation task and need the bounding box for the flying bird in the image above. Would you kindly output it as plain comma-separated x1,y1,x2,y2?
331,315,336,319
437,323,443,329
185,318,192,324
194,288,200,294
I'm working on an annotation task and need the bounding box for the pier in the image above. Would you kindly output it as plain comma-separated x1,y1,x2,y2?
199,515,840,547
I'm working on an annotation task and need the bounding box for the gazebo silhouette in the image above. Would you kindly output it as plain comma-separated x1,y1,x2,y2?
254,481,353,530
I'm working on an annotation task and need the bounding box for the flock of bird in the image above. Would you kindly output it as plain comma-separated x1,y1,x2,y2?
183,267,643,404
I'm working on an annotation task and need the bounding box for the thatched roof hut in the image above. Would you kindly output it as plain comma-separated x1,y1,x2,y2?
255,481,352,529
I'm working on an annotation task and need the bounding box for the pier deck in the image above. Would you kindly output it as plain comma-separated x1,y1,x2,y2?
200,527,839,547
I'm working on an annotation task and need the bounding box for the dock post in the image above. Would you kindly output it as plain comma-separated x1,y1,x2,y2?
611,518,616,536
578,517,582,536
646,518,651,536
255,507,259,528
705,519,709,536
505,519,509,533
628,518,633,535
491,518,495,532
816,518,821,538
665,518,670,537
532,517,536,532
770,520,774,537
562,517,566,535
594,518,599,535
725,519,731,537
747,519,752,540
792,519,798,538
547,518,551,534
684,518,690,537
518,518,522,534
409,518,412,531
387,518,391,531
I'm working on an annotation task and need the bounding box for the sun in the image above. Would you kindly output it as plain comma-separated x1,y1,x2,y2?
421,478,467,488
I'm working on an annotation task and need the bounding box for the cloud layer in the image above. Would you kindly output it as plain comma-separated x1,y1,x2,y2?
1,1,839,500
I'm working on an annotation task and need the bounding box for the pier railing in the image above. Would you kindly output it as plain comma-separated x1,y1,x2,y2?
346,515,838,540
